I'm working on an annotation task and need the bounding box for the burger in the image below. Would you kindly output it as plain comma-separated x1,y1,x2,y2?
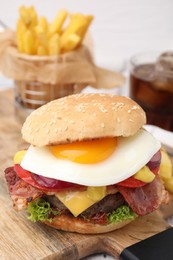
4,93,169,234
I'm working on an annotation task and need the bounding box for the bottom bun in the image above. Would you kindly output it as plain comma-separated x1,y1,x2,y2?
43,214,136,234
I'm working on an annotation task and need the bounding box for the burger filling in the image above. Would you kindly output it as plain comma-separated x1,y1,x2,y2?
4,149,169,225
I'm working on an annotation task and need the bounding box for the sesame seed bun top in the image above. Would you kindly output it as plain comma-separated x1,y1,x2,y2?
21,93,146,147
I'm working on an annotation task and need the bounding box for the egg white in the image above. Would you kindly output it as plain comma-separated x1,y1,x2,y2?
21,129,161,186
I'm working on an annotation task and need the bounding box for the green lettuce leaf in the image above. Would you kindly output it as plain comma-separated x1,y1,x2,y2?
27,198,60,222
27,198,136,225
108,205,137,224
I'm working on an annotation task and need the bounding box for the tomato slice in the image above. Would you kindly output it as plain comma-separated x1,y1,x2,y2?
117,150,161,188
14,164,36,185
117,166,160,188
117,176,146,188
14,164,80,192
14,164,57,191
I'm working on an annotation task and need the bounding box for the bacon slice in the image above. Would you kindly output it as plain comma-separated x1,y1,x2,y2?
5,167,43,211
5,167,169,216
117,175,169,216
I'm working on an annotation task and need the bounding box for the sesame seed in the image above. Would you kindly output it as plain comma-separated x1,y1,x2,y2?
64,126,68,131
99,93,106,97
77,107,82,112
101,123,105,128
100,108,108,113
117,117,120,122
131,105,139,110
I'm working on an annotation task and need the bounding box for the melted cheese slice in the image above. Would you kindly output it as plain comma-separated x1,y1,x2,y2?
56,187,106,216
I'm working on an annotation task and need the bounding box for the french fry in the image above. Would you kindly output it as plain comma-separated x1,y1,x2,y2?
49,9,68,35
28,6,38,27
16,17,26,32
38,16,48,32
35,25,44,34
48,34,60,55
62,14,93,37
19,6,31,26
78,15,93,38
35,17,49,51
17,34,24,53
16,6,93,55
17,33,24,53
60,14,93,50
69,14,93,37
16,18,27,52
74,15,93,46
35,30,48,49
23,29,35,55
37,45,48,56
159,150,172,181
61,33,81,52
164,177,173,193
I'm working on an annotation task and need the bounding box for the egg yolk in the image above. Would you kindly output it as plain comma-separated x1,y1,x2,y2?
49,138,117,164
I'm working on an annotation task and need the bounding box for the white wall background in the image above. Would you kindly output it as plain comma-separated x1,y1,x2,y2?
0,0,173,71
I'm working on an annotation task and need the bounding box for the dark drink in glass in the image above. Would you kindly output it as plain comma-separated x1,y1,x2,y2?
130,52,173,131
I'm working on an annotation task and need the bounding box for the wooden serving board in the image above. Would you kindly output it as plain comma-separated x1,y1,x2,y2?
0,89,172,260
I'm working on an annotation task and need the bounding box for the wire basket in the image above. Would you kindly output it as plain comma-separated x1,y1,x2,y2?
14,80,85,121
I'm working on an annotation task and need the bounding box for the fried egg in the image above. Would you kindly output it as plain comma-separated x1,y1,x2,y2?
21,129,161,186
